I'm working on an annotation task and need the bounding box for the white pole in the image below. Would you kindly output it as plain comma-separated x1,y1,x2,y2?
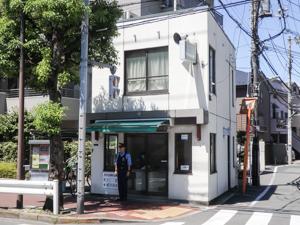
173,0,177,11
53,180,59,215
77,0,89,214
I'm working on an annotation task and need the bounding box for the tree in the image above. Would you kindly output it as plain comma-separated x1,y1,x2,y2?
0,0,122,208
0,111,35,163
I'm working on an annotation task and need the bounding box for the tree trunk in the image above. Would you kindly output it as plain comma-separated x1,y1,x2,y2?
43,30,65,212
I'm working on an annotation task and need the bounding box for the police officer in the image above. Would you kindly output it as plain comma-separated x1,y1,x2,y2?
114,143,132,201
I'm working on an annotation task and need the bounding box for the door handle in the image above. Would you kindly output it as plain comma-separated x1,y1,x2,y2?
161,160,168,163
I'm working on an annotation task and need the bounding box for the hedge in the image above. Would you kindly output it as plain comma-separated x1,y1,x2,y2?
0,141,17,162
0,162,16,179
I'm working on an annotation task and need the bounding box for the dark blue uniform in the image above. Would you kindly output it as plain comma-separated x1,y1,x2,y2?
116,152,131,201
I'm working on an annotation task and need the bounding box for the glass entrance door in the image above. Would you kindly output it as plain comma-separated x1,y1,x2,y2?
126,133,168,196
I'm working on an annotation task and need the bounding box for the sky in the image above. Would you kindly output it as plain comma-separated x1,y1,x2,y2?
216,0,300,84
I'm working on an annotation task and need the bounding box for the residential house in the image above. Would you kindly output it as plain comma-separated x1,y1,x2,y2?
236,71,300,164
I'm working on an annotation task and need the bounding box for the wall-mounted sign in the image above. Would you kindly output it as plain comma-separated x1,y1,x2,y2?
181,134,189,141
180,165,190,171
180,40,197,64
103,172,118,190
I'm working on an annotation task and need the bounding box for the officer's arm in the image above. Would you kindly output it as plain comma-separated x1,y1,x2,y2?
127,154,132,172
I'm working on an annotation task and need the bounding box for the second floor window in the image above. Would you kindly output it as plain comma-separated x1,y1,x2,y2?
209,46,216,95
125,47,169,94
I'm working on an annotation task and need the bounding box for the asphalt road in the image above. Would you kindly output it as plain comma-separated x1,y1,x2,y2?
2,162,300,225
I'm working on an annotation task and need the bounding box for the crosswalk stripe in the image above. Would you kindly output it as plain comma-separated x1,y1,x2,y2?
160,222,185,225
290,215,300,225
245,212,272,225
201,210,237,225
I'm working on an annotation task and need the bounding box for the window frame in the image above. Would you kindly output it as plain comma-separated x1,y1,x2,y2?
210,133,217,174
174,133,192,174
104,134,118,172
124,46,169,96
209,46,216,96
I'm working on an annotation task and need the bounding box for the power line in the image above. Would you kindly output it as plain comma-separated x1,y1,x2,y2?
118,0,252,29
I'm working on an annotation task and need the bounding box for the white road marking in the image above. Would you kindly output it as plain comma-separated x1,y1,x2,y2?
290,215,300,225
160,222,185,225
245,212,272,225
250,166,279,207
201,210,237,225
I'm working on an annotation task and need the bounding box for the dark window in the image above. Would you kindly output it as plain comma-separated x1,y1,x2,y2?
209,46,216,95
281,111,284,119
232,136,235,168
210,133,217,174
125,47,168,94
272,104,277,119
175,133,192,173
285,112,288,119
104,134,118,171
232,70,235,107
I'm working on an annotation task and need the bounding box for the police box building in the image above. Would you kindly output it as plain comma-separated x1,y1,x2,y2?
87,1,237,204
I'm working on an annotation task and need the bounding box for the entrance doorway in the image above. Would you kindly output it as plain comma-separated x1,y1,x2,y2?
125,133,168,196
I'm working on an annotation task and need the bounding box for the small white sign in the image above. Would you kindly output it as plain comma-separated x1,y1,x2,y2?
103,172,118,190
180,40,197,64
180,165,190,171
181,134,189,140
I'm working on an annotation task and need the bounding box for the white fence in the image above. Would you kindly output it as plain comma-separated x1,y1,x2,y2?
0,179,59,215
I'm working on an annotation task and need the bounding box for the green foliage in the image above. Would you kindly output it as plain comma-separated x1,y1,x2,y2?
0,162,16,178
0,0,122,90
32,101,65,136
0,111,33,163
64,141,92,176
0,142,17,162
0,111,18,141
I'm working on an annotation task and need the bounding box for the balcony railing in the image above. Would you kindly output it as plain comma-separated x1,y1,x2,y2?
5,88,79,99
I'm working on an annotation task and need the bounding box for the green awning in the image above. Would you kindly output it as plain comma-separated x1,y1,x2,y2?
87,119,169,133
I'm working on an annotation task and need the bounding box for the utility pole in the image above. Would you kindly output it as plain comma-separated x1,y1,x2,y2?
16,2,25,209
77,0,89,214
287,36,292,165
250,0,260,186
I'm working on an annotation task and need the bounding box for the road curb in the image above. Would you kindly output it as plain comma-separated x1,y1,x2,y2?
0,205,200,224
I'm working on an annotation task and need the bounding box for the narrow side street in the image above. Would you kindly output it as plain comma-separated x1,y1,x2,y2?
98,161,300,225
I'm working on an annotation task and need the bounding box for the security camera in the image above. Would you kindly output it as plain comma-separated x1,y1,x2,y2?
173,33,188,44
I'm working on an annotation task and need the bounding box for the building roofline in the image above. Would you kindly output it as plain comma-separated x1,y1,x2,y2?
117,6,233,50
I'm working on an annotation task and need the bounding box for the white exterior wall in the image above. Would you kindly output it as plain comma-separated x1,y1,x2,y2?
92,13,209,113
207,13,237,201
90,11,236,203
168,125,209,202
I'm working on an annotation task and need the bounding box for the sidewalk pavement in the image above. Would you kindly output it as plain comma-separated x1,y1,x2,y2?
0,193,201,224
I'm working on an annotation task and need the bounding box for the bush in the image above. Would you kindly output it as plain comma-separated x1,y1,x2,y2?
0,142,17,162
0,162,16,178
64,141,92,175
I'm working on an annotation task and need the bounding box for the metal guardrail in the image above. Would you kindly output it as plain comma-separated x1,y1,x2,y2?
0,179,59,215
5,88,79,98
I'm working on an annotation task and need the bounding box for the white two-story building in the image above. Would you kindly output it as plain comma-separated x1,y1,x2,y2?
87,3,237,204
